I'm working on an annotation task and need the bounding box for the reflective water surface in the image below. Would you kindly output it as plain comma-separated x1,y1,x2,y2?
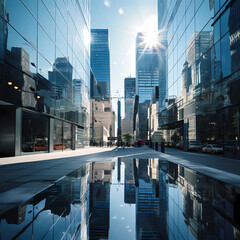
0,159,240,240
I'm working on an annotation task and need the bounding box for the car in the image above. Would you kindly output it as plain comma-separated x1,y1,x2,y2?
22,142,34,152
169,141,177,147
176,142,183,149
54,144,66,150
188,141,202,151
202,144,223,154
35,143,47,151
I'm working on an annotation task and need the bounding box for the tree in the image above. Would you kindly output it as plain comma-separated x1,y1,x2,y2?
122,132,134,146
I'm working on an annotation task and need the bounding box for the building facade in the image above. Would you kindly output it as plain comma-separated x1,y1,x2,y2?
122,77,136,134
90,29,110,99
158,0,240,154
136,32,167,142
0,0,91,156
90,99,115,146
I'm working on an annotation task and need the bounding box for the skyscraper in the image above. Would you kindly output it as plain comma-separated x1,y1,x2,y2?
0,0,91,156
136,32,162,104
136,32,166,142
122,77,136,134
90,29,110,99
157,0,240,154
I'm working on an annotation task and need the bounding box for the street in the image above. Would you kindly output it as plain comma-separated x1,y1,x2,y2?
0,147,240,208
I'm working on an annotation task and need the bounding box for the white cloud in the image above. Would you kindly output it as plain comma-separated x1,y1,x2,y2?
121,61,125,65
118,8,124,15
104,0,110,7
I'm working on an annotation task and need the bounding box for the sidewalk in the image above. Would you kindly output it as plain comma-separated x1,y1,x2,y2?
0,146,240,214
0,147,117,214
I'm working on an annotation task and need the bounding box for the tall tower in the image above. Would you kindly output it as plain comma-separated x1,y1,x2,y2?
90,29,110,99
136,32,162,104
136,32,166,141
122,77,136,134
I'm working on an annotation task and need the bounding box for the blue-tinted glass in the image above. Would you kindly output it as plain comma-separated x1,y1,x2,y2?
186,20,194,47
56,27,67,58
21,0,37,17
38,53,53,79
38,0,55,42
177,0,185,25
6,0,37,48
169,53,173,72
90,29,110,99
38,26,55,66
221,33,231,77
56,0,67,23
177,78,181,97
211,41,221,81
214,19,220,44
220,0,228,7
6,24,37,74
41,0,55,19
174,65,178,83
179,34,186,60
56,8,67,41
196,0,214,32
68,13,76,37
186,0,192,10
220,8,230,37
186,0,194,26
195,0,204,11
178,54,185,81
214,0,220,14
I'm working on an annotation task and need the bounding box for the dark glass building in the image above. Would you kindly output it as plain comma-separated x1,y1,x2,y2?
0,0,91,156
90,29,110,99
158,0,240,156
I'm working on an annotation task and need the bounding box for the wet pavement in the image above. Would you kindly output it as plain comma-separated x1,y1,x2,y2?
1,147,240,215
0,158,240,240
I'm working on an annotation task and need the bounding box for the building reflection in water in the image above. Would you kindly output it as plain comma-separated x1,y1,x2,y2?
0,165,90,240
89,162,115,240
0,160,240,240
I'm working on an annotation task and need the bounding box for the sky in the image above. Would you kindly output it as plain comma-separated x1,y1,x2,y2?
91,0,157,113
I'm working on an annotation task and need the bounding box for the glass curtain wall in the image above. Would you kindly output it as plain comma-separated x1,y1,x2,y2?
0,0,91,154
22,111,48,153
159,0,240,157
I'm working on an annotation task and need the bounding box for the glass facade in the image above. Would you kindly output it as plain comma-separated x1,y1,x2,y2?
0,0,91,156
136,32,167,141
136,32,166,104
122,77,136,134
124,77,136,99
90,29,110,99
158,0,240,155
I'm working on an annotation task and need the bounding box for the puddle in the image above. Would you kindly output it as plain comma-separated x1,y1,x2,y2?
0,158,240,239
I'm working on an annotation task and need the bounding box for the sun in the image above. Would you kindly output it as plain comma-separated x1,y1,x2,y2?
144,31,159,48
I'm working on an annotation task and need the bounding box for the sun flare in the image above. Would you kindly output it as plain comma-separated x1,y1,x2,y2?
144,31,159,48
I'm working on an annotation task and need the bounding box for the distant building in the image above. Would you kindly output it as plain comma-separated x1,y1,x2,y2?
90,29,110,99
136,32,162,104
122,77,136,134
136,32,167,142
90,99,115,146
